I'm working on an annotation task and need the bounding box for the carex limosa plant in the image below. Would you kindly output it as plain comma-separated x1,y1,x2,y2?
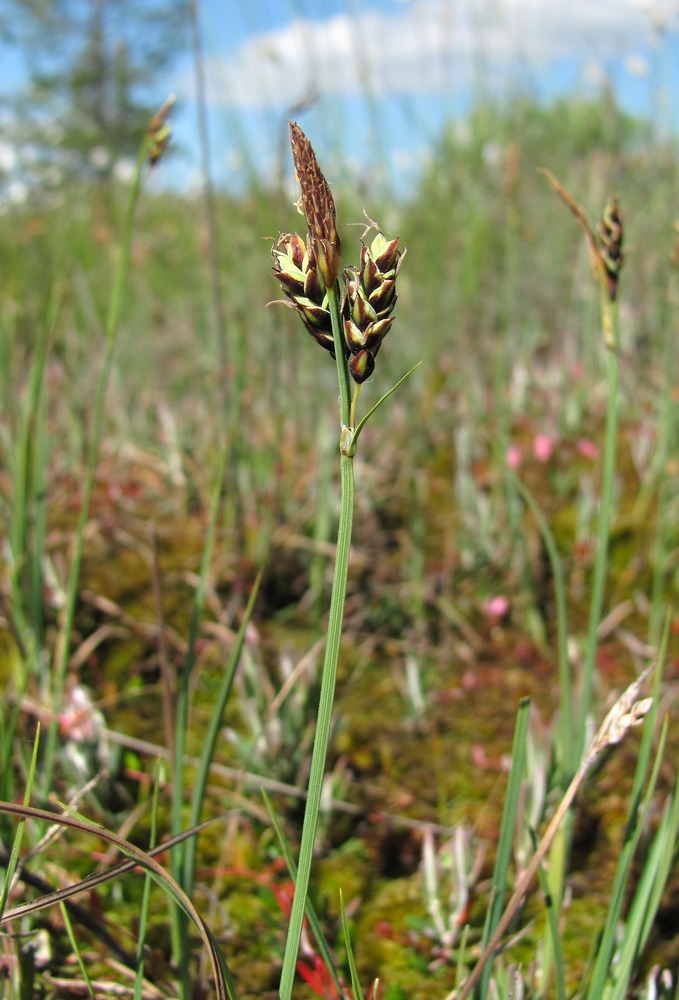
533,176,624,765
534,173,627,993
472,176,627,997
453,182,678,1000
271,122,411,999
518,173,625,789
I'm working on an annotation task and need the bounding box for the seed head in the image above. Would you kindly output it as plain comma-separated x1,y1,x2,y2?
342,227,404,383
147,95,175,166
540,169,625,306
272,232,336,356
289,121,342,287
271,133,405,388
348,349,376,384
597,197,624,302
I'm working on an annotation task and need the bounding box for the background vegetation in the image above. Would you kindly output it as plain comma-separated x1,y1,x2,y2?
0,6,678,995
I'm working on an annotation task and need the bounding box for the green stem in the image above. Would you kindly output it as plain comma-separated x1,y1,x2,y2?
510,473,573,777
327,281,352,429
576,309,620,759
279,280,354,1000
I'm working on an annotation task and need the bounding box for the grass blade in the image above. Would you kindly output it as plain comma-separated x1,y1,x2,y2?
262,788,347,1000
340,888,364,1000
182,568,263,896
476,696,531,999
134,761,162,1000
585,643,666,1000
0,724,40,919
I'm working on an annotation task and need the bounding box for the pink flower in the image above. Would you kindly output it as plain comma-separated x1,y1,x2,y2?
483,595,509,621
533,434,554,462
577,438,598,460
58,684,105,743
506,444,522,470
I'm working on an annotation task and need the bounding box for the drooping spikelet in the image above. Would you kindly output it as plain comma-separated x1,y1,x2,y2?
272,232,335,355
597,197,624,302
342,228,404,383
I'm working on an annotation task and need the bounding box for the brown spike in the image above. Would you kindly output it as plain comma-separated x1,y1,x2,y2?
289,122,342,287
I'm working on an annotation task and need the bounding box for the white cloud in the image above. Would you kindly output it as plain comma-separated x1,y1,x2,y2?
186,0,679,111
625,53,650,76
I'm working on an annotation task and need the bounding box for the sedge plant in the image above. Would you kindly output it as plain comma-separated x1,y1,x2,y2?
538,171,626,766
270,121,411,999
451,178,676,998
535,175,626,976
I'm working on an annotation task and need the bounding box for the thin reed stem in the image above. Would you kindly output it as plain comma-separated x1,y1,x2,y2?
510,472,573,777
279,280,354,1000
538,175,624,760
577,323,619,758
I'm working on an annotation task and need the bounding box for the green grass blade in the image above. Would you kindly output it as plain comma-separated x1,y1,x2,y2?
607,763,679,1000
577,338,620,758
340,888,364,1000
584,658,664,1000
535,843,567,1000
510,472,572,778
182,567,263,896
134,761,162,1000
262,788,347,1000
476,697,531,999
0,724,40,918
59,899,95,997
347,361,422,455
8,289,58,672
279,278,356,1000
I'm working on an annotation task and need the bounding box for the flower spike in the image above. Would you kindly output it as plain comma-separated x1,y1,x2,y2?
272,232,336,355
342,225,404,383
597,197,624,302
273,126,405,389
289,121,342,287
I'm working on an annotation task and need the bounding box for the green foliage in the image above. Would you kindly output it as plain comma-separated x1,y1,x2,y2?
0,89,678,997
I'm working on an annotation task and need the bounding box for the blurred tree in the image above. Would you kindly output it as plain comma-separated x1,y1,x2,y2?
1,0,188,185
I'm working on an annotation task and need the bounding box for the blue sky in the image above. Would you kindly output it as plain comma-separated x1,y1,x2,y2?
169,0,679,193
1,0,679,197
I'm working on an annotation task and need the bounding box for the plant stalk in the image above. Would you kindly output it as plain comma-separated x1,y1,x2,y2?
279,280,354,1000
576,311,619,758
